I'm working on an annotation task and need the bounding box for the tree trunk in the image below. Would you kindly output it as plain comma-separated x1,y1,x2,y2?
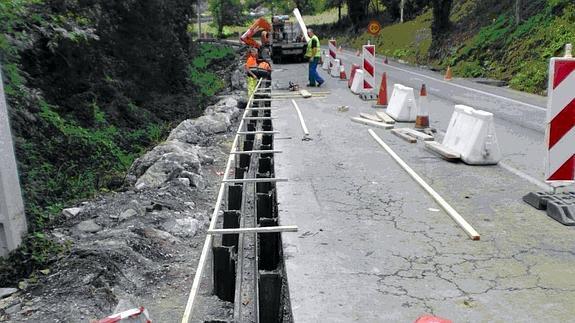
400,0,405,23
515,0,521,25
429,0,453,58
431,0,452,35
338,4,341,23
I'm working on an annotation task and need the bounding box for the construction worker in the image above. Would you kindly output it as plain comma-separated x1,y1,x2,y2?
305,28,324,87
259,30,271,60
245,48,259,96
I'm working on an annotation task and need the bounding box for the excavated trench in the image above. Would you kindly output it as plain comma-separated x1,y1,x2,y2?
208,80,292,323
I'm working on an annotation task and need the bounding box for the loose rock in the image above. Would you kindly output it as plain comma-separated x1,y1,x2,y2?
76,220,102,233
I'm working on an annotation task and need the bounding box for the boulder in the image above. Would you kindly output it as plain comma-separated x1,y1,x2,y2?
76,220,102,233
127,141,202,187
162,217,201,238
62,207,83,218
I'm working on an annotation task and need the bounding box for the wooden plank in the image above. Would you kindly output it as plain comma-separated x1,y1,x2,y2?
368,129,480,241
299,89,312,98
230,150,282,154
375,111,396,124
391,129,417,143
424,141,461,161
222,178,289,183
400,128,435,141
360,113,383,122
208,225,299,234
351,117,394,129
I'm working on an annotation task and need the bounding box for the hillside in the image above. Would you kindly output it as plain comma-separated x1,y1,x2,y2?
0,0,236,282
311,0,575,95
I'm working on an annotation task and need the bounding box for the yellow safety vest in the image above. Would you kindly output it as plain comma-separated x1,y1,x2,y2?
306,35,321,58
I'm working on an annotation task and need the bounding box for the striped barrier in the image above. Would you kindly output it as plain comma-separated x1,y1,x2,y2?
545,44,575,182
329,39,337,69
362,43,376,92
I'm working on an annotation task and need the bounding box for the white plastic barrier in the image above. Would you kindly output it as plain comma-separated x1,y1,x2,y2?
322,55,330,70
443,105,502,165
350,69,365,94
330,59,341,78
386,84,418,122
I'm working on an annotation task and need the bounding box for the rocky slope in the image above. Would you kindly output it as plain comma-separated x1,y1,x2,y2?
0,88,247,322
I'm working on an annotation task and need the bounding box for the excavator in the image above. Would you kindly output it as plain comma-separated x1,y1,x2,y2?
240,15,307,63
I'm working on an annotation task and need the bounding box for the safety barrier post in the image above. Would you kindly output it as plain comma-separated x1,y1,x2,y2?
0,63,27,257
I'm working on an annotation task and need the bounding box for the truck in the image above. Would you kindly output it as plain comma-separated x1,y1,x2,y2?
270,15,307,64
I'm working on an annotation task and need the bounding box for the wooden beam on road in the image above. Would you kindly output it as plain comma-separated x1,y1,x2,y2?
375,111,396,124
391,129,417,143
351,117,394,129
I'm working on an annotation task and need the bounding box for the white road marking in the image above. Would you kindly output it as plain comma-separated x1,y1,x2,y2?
338,51,547,112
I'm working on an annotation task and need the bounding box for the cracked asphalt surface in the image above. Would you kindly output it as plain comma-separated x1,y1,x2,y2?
271,58,575,322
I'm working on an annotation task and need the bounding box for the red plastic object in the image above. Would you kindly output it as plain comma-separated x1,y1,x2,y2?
415,315,453,323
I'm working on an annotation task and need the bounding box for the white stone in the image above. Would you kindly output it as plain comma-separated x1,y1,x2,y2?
62,207,83,218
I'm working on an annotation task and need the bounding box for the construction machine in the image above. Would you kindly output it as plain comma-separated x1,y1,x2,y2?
240,15,307,64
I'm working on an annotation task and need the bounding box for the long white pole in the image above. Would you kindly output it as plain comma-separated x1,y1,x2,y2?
181,79,263,323
368,129,480,240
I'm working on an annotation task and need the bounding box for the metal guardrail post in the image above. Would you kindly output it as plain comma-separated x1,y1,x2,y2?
0,63,27,257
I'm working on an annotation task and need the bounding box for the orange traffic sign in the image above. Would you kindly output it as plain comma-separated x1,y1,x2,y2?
367,20,381,36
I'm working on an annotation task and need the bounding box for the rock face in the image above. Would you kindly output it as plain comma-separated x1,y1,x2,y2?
126,96,240,189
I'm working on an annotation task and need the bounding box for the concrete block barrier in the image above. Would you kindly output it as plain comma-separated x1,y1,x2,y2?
322,55,330,70
386,84,418,122
330,59,341,78
350,69,365,94
443,105,502,165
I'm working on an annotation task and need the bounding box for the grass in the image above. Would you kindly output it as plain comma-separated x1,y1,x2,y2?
335,10,432,64
295,5,348,26
188,21,248,38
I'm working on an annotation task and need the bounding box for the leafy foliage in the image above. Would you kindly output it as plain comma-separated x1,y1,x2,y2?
0,0,236,284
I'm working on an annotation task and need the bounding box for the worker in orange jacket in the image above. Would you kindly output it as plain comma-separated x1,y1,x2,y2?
245,48,259,95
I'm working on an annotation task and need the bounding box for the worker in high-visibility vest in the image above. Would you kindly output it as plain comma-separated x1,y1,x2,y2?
245,48,259,96
305,28,324,87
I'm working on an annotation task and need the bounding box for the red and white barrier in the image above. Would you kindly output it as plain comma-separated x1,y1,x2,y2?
362,44,376,93
545,46,575,182
329,39,337,68
97,307,151,323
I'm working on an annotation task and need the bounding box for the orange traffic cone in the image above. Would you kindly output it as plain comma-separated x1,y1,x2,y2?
415,84,429,129
444,66,452,81
373,73,389,108
339,63,347,80
348,64,360,88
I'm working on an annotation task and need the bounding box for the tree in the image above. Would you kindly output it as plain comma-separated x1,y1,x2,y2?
430,0,452,36
346,0,368,31
208,0,243,37
324,0,345,23
515,0,521,25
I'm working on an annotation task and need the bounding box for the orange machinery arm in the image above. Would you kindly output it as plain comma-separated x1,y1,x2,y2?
240,17,272,48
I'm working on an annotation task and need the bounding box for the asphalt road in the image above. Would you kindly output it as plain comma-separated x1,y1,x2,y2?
270,57,575,322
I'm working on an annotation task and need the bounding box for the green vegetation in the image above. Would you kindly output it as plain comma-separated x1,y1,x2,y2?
448,0,575,93
0,0,236,285
316,0,574,94
188,44,236,97
334,10,432,64
296,5,348,25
